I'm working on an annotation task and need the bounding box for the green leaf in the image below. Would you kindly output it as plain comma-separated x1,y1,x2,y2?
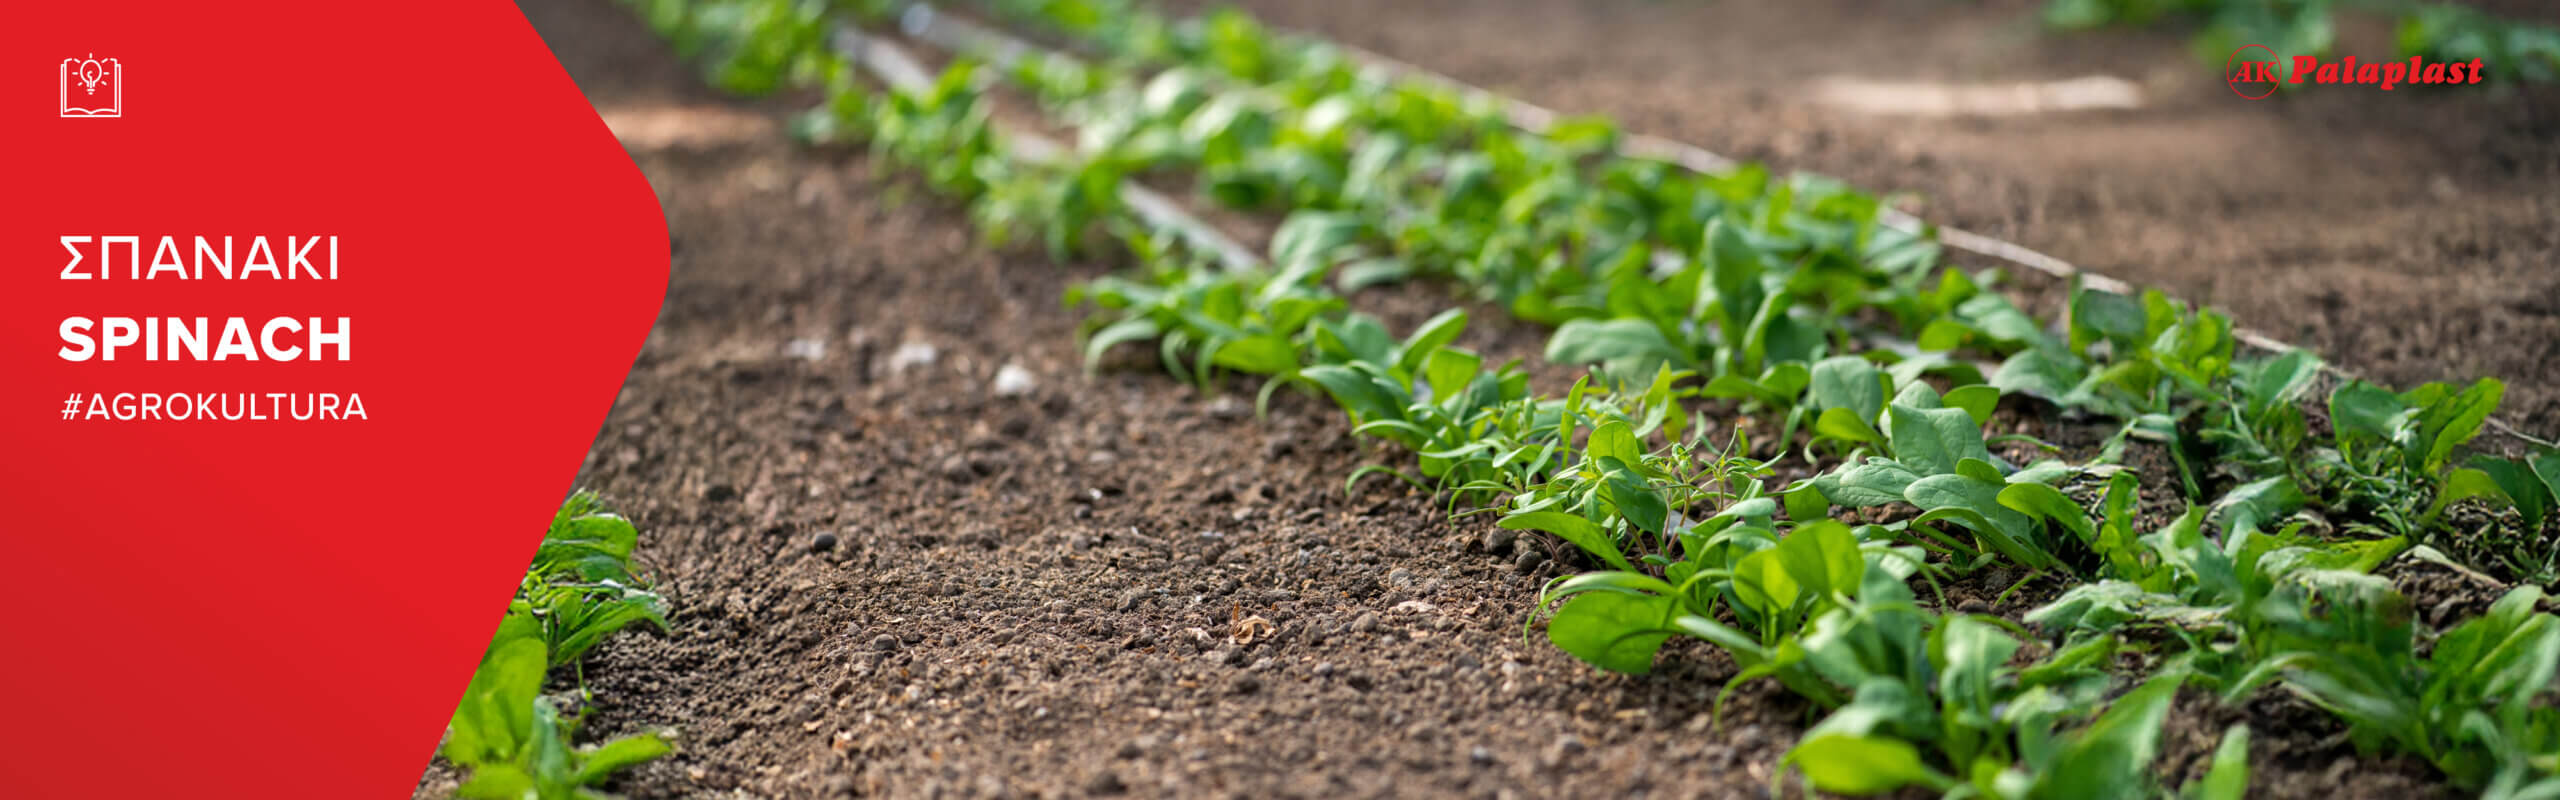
2190,726,2250,800
1422,347,1483,404
1942,385,2000,428
1786,483,1833,523
2536,448,2560,521
2241,349,2322,422
2411,378,2503,473
1809,356,1887,423
1731,548,1801,619
1268,210,1363,272
2208,474,2305,545
1828,460,1921,507
445,635,548,768
1704,219,1768,332
1298,365,1400,422
1547,590,1675,674
1335,257,1412,290
1313,314,1395,365
1546,318,1683,374
1999,482,2096,547
2045,670,2182,793
2025,580,2171,635
1210,334,1299,375
573,734,672,786
1082,317,1161,371
1991,349,2087,403
453,764,536,800
1887,403,1991,476
1786,734,1953,795
1587,420,1644,467
2328,381,2409,450
1500,511,1634,572
2070,287,2150,354
1395,308,1468,376
1908,472,2050,570
1601,461,1671,537
1777,520,1866,601
535,511,643,582
1815,407,1885,448
1934,616,2020,707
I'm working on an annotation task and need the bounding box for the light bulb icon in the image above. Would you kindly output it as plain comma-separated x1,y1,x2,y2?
78,54,105,95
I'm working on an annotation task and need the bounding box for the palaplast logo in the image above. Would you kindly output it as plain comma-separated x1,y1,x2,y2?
2228,44,2487,98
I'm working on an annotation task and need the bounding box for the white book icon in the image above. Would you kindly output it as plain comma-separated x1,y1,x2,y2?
61,55,121,118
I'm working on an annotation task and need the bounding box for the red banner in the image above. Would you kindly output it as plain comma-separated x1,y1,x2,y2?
0,3,667,797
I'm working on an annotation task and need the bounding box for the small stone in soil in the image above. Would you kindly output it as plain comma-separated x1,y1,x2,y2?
1470,746,1496,766
1958,598,1992,614
1083,771,1125,795
1230,674,1261,694
997,416,1032,438
991,362,1037,397
1514,550,1546,574
1544,734,1585,767
1352,612,1381,634
809,531,838,552
887,340,937,372
1483,527,1517,556
869,634,900,652
1344,672,1375,692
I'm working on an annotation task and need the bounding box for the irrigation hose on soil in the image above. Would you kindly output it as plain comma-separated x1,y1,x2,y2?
834,26,1267,274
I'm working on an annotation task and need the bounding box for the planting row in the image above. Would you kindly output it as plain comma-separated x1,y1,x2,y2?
441,493,672,799
635,0,2560,796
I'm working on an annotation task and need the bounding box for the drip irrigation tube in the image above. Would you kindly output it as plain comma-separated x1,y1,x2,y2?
833,27,1266,273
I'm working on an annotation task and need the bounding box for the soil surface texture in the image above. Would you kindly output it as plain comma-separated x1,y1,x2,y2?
435,0,2540,797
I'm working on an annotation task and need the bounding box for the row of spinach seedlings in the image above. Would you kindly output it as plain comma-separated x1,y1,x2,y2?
637,1,2560,796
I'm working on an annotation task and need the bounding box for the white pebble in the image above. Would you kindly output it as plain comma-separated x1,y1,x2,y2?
992,362,1038,396
888,341,939,372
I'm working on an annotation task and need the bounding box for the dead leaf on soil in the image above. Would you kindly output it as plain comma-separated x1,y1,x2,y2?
1229,614,1275,645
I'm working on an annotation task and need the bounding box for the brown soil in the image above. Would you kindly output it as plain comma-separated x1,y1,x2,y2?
448,0,2533,797
1189,0,2560,440
504,3,1813,797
